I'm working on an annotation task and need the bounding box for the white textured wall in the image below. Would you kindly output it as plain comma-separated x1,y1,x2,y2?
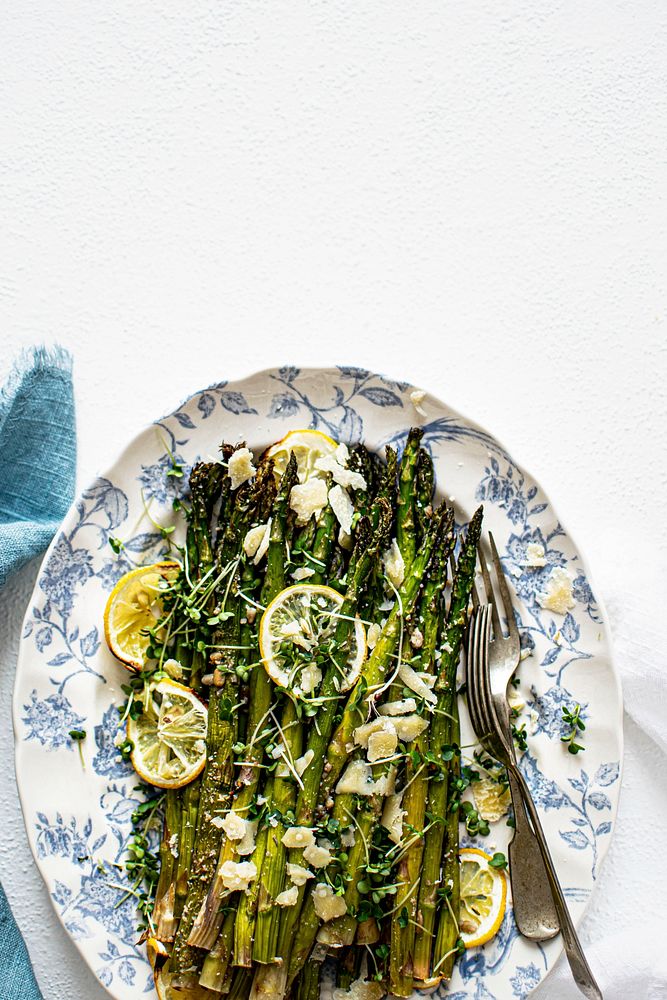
1,2,666,997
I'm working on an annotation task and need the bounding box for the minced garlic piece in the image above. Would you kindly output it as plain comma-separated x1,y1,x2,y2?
162,658,184,680
382,539,405,589
525,542,547,567
381,790,405,844
398,662,437,705
378,698,418,716
228,448,256,490
220,860,257,892
329,484,355,535
303,842,333,868
275,885,299,907
282,826,316,850
537,566,575,614
312,883,347,922
220,812,247,841
289,479,328,525
286,863,314,886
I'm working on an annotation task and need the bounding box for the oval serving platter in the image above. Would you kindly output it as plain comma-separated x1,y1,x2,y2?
13,367,622,1000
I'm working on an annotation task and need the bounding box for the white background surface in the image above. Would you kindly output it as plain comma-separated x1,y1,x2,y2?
1,2,666,997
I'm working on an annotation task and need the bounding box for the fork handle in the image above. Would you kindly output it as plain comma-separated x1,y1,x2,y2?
509,762,603,1000
506,769,560,940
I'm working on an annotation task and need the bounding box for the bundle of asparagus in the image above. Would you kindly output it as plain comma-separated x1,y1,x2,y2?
104,429,485,1000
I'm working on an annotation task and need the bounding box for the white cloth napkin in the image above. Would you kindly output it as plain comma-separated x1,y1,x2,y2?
532,587,667,999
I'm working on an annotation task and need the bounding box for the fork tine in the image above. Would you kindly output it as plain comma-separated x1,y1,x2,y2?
478,544,502,639
465,608,486,737
467,606,493,740
471,579,480,609
488,531,520,645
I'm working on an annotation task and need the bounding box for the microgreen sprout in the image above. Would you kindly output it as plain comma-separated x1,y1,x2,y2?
561,702,586,754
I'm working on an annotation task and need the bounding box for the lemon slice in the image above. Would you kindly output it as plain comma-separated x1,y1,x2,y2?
127,678,208,789
458,847,507,948
264,428,338,483
259,584,366,697
104,562,180,671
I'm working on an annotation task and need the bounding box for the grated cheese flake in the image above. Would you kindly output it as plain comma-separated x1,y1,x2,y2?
537,566,575,614
220,812,247,841
329,484,355,536
525,542,547,567
382,539,405,589
398,662,438,705
289,479,329,525
286,863,314,886
282,826,316,850
228,448,256,490
312,883,347,922
275,885,299,907
220,860,257,892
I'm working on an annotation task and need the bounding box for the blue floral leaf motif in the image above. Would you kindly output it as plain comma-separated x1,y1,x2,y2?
510,962,542,998
123,532,164,554
48,652,72,667
587,792,611,811
118,960,136,985
197,392,215,418
52,880,72,907
596,821,612,836
560,612,580,644
22,620,33,638
106,939,119,958
174,411,195,429
279,366,300,383
560,829,590,850
333,386,345,406
519,753,568,810
219,391,258,415
65,920,91,940
37,812,49,825
571,817,588,827
92,834,107,853
35,626,53,651
23,691,85,749
594,762,619,787
526,485,537,501
82,479,129,531
568,776,586,793
69,626,80,642
80,627,100,658
529,502,548,515
338,405,363,444
268,393,300,419
357,386,402,408
580,770,589,786
39,535,95,614
96,559,131,592
93,705,131,778
490,457,500,474
459,949,486,981
337,366,369,381
138,454,189,504
541,647,560,667
97,967,113,987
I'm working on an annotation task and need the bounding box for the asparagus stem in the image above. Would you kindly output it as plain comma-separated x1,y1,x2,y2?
396,428,423,570
189,459,297,952
389,532,452,997
412,506,483,982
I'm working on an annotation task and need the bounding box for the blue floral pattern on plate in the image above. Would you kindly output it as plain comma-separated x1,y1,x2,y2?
14,367,622,1000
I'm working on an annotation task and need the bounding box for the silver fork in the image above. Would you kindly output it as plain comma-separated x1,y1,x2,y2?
474,533,560,940
467,605,603,1000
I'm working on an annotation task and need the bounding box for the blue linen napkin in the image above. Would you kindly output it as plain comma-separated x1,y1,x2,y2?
0,345,76,588
1,344,76,999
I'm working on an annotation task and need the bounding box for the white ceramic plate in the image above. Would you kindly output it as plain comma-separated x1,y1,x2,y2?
14,367,622,1000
